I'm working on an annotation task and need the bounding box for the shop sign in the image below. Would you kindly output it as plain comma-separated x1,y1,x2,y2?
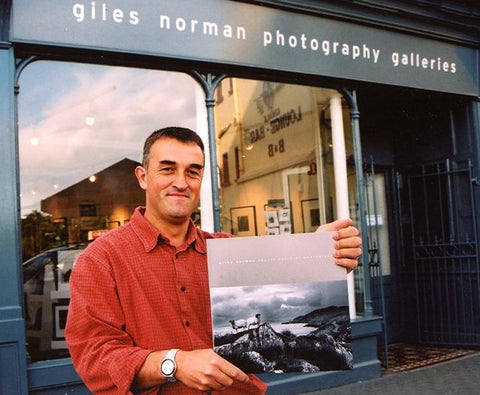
10,0,478,96
87,229,110,240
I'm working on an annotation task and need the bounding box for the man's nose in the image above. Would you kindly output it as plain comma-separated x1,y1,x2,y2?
172,170,188,189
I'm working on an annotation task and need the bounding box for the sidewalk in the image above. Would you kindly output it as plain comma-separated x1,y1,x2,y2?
301,352,480,395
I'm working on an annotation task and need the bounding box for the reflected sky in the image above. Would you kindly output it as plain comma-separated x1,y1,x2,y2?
18,61,199,215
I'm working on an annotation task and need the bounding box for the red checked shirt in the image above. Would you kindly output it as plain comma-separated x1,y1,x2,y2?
65,207,267,395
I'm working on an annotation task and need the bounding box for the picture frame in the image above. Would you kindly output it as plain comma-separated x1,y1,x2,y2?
264,210,279,228
266,227,279,235
230,205,257,236
301,199,320,232
52,301,69,340
263,203,294,234
278,209,291,223
279,223,292,234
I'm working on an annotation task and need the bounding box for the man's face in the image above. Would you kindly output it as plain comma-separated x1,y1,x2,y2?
135,137,204,226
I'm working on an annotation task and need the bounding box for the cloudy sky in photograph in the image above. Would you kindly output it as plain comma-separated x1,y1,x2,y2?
18,61,199,215
211,280,348,328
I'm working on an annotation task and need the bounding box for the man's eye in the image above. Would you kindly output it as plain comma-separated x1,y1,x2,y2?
188,169,202,177
160,167,174,173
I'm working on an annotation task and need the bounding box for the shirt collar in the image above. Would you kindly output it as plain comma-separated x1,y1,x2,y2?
130,207,206,254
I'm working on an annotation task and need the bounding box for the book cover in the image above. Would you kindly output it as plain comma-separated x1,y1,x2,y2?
207,232,353,374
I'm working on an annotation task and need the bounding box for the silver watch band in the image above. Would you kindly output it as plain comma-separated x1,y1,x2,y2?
161,348,180,383
165,348,179,360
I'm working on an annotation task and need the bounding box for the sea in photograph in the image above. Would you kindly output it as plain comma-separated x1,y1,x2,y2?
214,322,315,337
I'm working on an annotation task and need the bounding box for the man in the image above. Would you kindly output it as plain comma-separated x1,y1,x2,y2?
65,127,362,394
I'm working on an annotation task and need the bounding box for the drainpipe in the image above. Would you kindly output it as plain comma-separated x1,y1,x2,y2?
341,88,374,317
329,92,356,318
190,72,226,232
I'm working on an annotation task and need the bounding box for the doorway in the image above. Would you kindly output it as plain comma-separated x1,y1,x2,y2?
357,86,480,351
399,159,480,346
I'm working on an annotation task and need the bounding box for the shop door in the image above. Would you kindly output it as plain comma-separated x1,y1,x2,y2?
351,166,394,349
400,159,480,346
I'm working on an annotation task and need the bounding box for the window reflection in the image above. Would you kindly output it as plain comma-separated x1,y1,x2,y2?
213,78,354,237
19,61,198,361
19,64,361,362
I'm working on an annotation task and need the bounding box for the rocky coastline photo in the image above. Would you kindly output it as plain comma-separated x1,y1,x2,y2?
213,305,352,373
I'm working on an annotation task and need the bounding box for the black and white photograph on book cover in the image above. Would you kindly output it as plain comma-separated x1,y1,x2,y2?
207,232,353,374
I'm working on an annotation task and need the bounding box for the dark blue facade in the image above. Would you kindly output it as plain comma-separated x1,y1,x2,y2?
1,1,479,393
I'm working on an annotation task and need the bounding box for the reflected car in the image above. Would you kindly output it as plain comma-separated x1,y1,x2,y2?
23,245,86,361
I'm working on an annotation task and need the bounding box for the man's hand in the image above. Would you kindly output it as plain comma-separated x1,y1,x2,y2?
175,349,249,392
317,218,362,272
134,348,249,392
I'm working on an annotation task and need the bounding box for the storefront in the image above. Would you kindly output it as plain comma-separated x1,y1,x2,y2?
1,0,479,393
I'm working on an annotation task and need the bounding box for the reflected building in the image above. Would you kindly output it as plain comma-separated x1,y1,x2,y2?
40,158,144,245
214,79,353,236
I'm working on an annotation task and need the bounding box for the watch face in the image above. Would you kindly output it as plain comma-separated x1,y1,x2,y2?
162,359,175,375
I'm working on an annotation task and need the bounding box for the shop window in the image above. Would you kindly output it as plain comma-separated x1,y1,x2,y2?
216,80,224,103
212,77,370,317
234,146,240,180
221,152,230,186
79,203,97,217
18,62,363,363
18,61,198,362
213,78,355,237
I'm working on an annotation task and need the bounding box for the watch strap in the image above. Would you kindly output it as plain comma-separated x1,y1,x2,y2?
161,348,179,382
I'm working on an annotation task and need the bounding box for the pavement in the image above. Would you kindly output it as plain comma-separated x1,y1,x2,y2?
300,351,480,395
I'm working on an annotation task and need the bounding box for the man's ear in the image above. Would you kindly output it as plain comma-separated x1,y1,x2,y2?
134,166,148,191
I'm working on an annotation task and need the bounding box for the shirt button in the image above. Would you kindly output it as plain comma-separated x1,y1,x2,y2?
185,320,190,327
180,286,186,292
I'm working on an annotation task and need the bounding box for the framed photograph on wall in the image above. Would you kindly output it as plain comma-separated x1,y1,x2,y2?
230,206,257,236
278,209,291,223
52,301,69,340
301,199,320,232
280,223,292,234
264,211,279,229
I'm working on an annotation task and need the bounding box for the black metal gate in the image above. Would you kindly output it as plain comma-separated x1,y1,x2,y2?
403,159,480,346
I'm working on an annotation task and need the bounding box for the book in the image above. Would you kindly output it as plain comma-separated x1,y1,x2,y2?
207,232,353,374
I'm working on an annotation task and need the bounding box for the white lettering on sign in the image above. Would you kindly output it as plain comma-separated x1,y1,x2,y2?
159,15,246,40
392,52,456,73
67,2,460,79
72,3,247,40
218,254,332,265
72,2,139,24
263,30,381,64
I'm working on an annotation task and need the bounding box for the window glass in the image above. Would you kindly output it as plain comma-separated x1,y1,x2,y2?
213,78,367,313
19,61,198,361
213,78,355,236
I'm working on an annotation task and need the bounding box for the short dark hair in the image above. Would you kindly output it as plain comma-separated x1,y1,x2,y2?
142,126,205,168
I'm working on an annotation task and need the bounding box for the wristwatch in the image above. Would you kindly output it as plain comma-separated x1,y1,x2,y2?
160,348,179,383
